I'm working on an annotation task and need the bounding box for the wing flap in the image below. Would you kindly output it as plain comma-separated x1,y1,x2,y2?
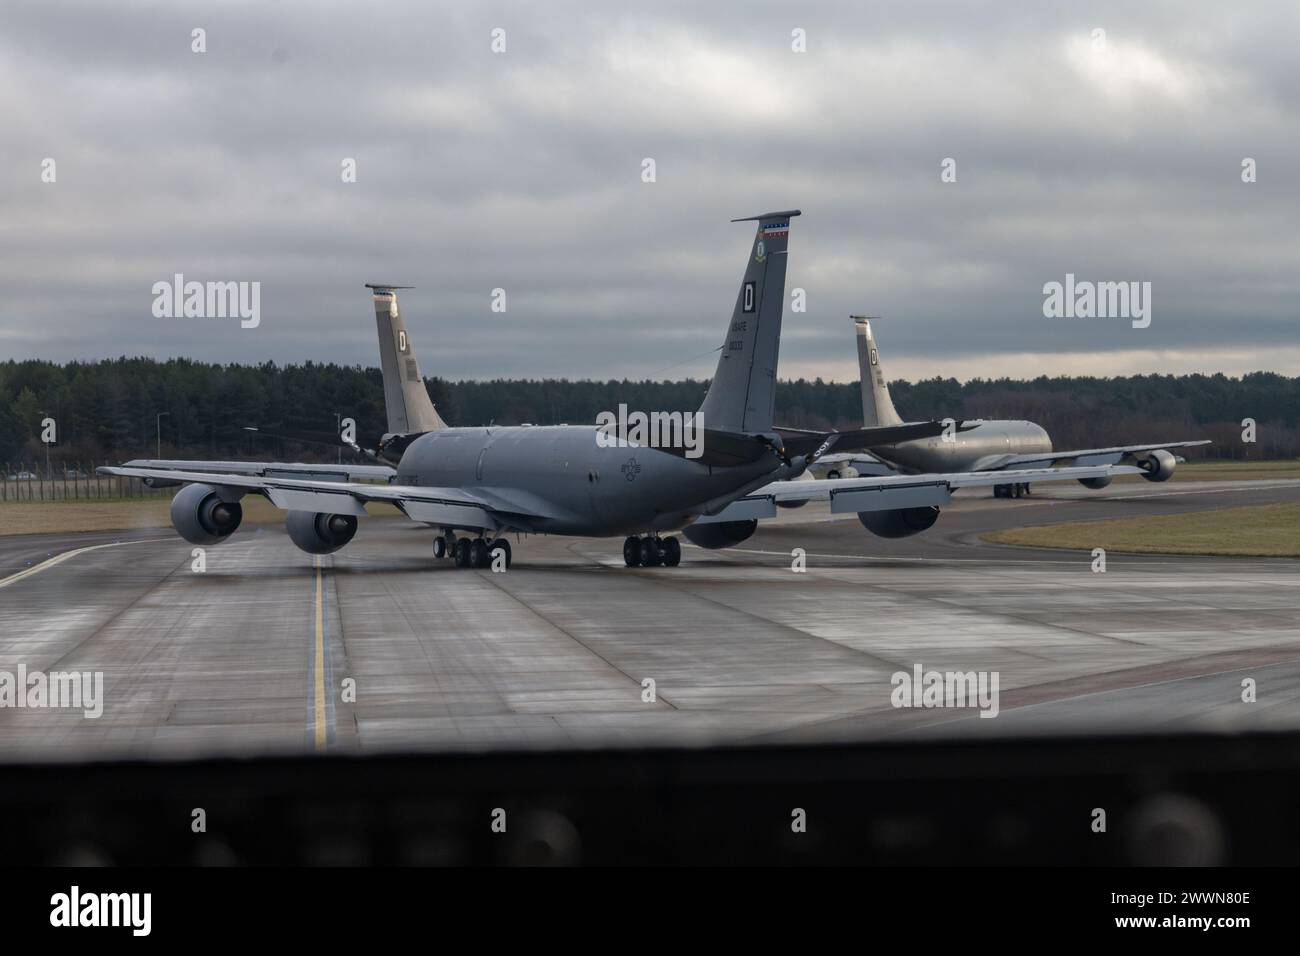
400,500,497,528
264,488,370,515
693,497,778,524
828,482,951,514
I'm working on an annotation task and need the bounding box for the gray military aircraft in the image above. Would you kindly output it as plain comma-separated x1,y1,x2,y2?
800,316,1210,498
101,212,1137,567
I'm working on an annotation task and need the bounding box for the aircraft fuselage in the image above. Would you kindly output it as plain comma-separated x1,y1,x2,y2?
396,425,793,536
875,420,1051,473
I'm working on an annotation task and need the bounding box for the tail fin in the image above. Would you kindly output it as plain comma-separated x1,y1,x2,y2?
367,284,448,435
853,316,903,427
698,210,800,434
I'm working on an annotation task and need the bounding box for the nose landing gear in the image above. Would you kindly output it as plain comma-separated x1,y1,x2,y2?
623,535,681,568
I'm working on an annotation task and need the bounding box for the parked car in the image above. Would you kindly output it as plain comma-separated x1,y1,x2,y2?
8,471,38,480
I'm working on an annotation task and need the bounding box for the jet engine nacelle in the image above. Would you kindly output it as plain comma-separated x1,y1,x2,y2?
1137,448,1176,482
682,519,758,550
1078,475,1112,490
286,511,358,555
776,499,808,509
857,506,940,539
170,483,244,545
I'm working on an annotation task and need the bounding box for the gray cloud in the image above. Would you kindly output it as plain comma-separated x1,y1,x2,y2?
1,0,1297,381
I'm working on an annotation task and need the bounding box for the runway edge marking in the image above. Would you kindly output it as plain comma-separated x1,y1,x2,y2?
0,538,173,591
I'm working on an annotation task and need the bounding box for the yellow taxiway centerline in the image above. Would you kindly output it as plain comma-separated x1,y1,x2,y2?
313,556,327,751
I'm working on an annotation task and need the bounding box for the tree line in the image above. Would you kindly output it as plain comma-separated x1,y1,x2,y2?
1,358,1296,464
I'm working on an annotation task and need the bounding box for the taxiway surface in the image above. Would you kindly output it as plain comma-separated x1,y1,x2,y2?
1,478,1298,758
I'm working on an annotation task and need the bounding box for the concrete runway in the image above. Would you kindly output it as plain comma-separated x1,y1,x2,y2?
1,477,1299,759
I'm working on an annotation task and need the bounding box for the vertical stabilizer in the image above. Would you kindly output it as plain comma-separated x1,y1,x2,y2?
367,284,448,435
853,316,903,427
698,210,800,433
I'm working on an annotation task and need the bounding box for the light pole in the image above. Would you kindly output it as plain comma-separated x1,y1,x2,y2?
156,412,170,460
243,426,258,457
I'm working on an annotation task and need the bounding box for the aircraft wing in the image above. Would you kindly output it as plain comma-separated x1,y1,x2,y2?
119,459,398,482
693,464,1142,524
97,465,561,532
972,440,1212,471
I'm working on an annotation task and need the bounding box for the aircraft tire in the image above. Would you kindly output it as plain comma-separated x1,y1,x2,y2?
489,538,512,569
640,536,662,567
661,536,682,567
623,536,641,567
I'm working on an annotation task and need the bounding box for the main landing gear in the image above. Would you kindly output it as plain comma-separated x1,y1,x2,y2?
623,535,681,568
993,483,1032,499
435,533,512,569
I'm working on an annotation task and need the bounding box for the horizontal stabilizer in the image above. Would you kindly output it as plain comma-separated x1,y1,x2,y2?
648,420,959,468
777,421,967,460
646,428,776,468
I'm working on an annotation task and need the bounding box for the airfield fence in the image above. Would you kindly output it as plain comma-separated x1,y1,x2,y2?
0,462,172,502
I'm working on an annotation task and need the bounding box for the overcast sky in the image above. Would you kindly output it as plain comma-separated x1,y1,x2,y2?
1,0,1297,383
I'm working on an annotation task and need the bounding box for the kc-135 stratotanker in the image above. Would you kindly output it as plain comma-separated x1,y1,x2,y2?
801,316,1208,497
102,211,1144,568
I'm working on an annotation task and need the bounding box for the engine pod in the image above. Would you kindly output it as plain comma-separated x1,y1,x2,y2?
857,506,940,539
682,519,758,550
1138,448,1176,482
286,511,358,555
170,483,244,545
